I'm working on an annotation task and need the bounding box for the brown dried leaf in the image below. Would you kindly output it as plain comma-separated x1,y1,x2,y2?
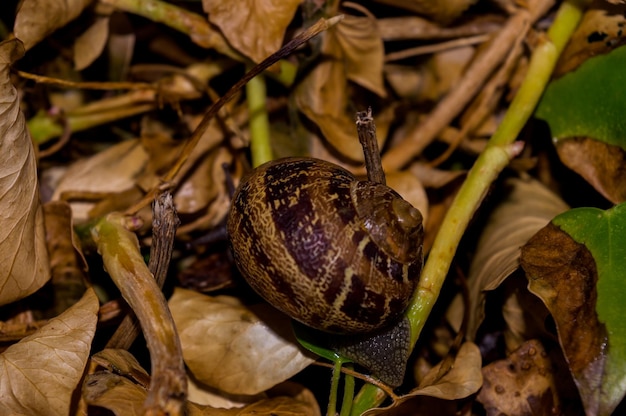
0,288,99,416
0,39,50,306
168,288,316,395
52,138,149,221
477,340,559,416
43,201,88,316
556,137,626,204
555,2,626,76
13,0,93,52
83,372,146,416
362,342,482,415
74,16,110,71
520,223,608,414
203,0,301,63
91,349,150,388
295,11,391,162
85,372,320,416
460,178,568,339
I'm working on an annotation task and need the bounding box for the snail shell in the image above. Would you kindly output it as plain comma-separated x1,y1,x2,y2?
227,157,423,334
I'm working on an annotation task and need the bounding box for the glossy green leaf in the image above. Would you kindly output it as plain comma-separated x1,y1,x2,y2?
552,203,626,414
535,45,626,147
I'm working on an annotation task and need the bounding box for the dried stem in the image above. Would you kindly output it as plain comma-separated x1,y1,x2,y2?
92,212,186,415
106,193,180,350
356,108,386,185
381,11,531,170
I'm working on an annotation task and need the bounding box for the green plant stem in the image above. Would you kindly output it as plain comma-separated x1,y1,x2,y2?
339,367,355,416
350,1,588,413
247,73,273,167
328,360,343,416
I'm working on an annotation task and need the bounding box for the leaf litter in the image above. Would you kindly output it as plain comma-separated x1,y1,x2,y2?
1,0,626,415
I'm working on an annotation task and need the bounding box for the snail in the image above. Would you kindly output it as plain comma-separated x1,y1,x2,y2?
226,156,424,385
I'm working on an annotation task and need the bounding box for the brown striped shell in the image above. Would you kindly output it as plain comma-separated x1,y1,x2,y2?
227,157,423,334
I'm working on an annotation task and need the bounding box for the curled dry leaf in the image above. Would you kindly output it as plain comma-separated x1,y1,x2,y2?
52,138,149,221
168,288,316,396
43,201,88,316
477,339,559,416
0,288,99,416
14,0,93,51
453,177,568,339
73,16,111,71
362,342,482,415
554,3,626,76
0,39,50,306
203,0,301,63
296,11,391,162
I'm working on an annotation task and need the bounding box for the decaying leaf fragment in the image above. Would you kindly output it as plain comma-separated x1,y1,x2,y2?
203,0,301,63
14,0,93,51
296,10,391,161
0,288,99,416
477,339,559,416
362,342,482,415
169,288,316,396
0,39,50,306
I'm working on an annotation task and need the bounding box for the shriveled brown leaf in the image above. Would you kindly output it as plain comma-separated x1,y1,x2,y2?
295,10,391,162
74,16,111,71
91,349,150,388
169,288,316,395
203,0,301,63
454,178,568,339
0,288,99,416
556,137,626,203
555,2,626,76
477,339,559,416
43,201,88,316
333,7,386,97
86,371,320,416
363,342,482,415
0,39,50,306
14,0,93,52
52,138,149,221
83,372,146,416
521,223,608,414
188,395,319,416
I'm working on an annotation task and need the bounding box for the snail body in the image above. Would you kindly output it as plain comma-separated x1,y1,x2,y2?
227,157,423,335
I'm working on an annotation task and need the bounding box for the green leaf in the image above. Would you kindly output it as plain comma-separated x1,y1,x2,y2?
535,45,626,147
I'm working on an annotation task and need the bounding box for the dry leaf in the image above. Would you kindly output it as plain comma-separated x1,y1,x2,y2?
0,288,99,416
86,372,320,416
52,138,149,221
454,177,568,339
0,39,50,306
91,349,150,388
520,223,609,415
74,16,111,70
83,372,146,416
477,339,559,416
555,2,626,76
169,288,316,395
14,0,93,51
362,342,482,415
295,11,391,162
203,0,301,63
556,137,626,204
43,201,88,316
